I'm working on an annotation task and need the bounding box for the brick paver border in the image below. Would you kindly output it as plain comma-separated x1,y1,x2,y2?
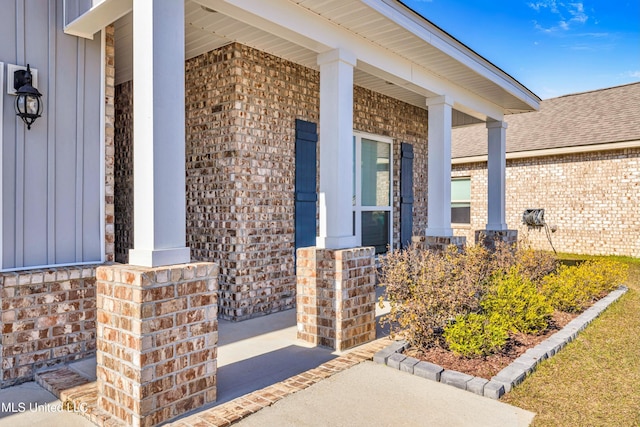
37,338,391,427
374,286,628,399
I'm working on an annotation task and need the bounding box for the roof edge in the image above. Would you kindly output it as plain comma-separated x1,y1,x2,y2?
384,0,541,107
452,139,640,164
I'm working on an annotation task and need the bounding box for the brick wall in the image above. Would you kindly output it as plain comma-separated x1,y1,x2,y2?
0,266,97,387
184,43,319,320
105,24,116,263
453,148,640,257
114,42,431,320
114,79,134,264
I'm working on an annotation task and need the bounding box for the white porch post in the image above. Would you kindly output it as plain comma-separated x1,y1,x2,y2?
128,0,190,267
426,95,454,237
316,48,358,249
486,120,508,231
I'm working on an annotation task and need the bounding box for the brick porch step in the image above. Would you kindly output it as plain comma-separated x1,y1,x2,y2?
35,366,125,427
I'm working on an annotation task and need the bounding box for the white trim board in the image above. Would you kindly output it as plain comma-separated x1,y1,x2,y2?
0,62,4,267
452,140,640,165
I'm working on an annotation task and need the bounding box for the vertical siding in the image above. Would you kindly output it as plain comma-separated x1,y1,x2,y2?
1,1,17,268
1,0,103,269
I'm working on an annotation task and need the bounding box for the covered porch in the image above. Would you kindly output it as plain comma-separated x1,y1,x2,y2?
63,0,539,425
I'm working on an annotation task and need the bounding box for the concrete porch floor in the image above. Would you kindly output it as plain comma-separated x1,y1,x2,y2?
0,288,535,426
0,291,391,426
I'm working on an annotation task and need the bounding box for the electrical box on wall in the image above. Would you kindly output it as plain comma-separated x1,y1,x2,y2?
6,64,38,95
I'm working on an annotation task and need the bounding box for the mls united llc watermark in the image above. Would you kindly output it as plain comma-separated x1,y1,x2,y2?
1,400,88,414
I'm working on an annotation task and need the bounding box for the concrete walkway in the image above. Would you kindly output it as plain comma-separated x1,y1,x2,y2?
0,297,535,426
0,381,94,427
235,362,534,427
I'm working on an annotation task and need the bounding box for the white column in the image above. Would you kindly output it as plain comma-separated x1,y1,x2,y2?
486,120,508,230
426,95,454,237
128,0,190,267
316,48,358,249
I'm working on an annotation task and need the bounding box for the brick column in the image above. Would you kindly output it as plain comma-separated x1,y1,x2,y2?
296,247,376,351
412,235,466,252
475,229,518,251
96,262,218,427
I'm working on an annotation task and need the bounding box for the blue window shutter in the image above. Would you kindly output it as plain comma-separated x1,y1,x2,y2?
295,119,318,249
400,142,414,249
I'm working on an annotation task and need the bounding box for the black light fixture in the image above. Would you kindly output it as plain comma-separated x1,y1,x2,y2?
14,64,43,130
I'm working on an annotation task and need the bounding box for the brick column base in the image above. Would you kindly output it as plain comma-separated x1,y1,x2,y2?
296,247,376,351
475,229,518,251
412,235,466,251
96,262,218,427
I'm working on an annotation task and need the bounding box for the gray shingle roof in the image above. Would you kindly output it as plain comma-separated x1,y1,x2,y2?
451,82,640,159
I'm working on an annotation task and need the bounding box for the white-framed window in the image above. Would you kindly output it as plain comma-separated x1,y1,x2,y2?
353,132,393,254
451,177,471,225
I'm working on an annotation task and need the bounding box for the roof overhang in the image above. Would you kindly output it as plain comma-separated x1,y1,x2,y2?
64,0,132,39
64,0,540,122
452,139,640,164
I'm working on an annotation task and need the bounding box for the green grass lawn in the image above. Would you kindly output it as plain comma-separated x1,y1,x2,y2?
503,255,640,426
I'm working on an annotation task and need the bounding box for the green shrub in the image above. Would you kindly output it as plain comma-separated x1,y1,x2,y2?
379,244,490,350
481,267,553,334
541,259,628,312
444,313,509,357
379,243,558,351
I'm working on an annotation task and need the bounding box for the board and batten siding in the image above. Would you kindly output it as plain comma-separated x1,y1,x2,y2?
1,0,104,270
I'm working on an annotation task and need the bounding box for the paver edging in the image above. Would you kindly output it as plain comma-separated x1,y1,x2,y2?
374,285,628,400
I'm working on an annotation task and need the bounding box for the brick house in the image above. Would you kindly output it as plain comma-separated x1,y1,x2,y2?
451,82,640,257
1,0,539,424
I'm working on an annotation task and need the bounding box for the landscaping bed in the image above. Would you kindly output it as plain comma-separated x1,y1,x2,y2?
404,310,576,379
378,243,629,383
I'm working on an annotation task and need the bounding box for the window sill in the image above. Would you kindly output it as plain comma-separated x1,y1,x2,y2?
451,223,471,229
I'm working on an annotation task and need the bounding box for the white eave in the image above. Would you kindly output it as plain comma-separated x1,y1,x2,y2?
64,0,132,39
65,0,540,119
365,0,540,113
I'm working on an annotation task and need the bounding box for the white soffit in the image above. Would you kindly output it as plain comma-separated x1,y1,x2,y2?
111,0,537,118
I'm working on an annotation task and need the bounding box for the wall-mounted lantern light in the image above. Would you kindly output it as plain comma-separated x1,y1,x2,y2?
14,64,43,130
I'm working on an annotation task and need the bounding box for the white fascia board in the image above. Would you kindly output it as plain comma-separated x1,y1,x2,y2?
365,0,540,110
451,139,640,165
64,0,132,39
195,0,507,120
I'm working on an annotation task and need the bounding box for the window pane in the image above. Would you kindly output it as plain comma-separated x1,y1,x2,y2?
361,139,390,206
362,211,389,254
451,205,470,224
451,178,470,224
451,178,470,201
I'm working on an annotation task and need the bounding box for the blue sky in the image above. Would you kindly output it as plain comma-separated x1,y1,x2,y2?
402,0,640,99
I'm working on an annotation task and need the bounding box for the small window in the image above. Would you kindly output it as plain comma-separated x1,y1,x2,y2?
451,178,470,224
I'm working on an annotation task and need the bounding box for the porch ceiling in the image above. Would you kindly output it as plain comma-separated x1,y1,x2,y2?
113,0,539,126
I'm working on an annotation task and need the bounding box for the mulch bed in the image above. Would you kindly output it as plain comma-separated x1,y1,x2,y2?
404,311,577,379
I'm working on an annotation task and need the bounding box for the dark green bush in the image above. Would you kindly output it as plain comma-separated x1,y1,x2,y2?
444,313,509,357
